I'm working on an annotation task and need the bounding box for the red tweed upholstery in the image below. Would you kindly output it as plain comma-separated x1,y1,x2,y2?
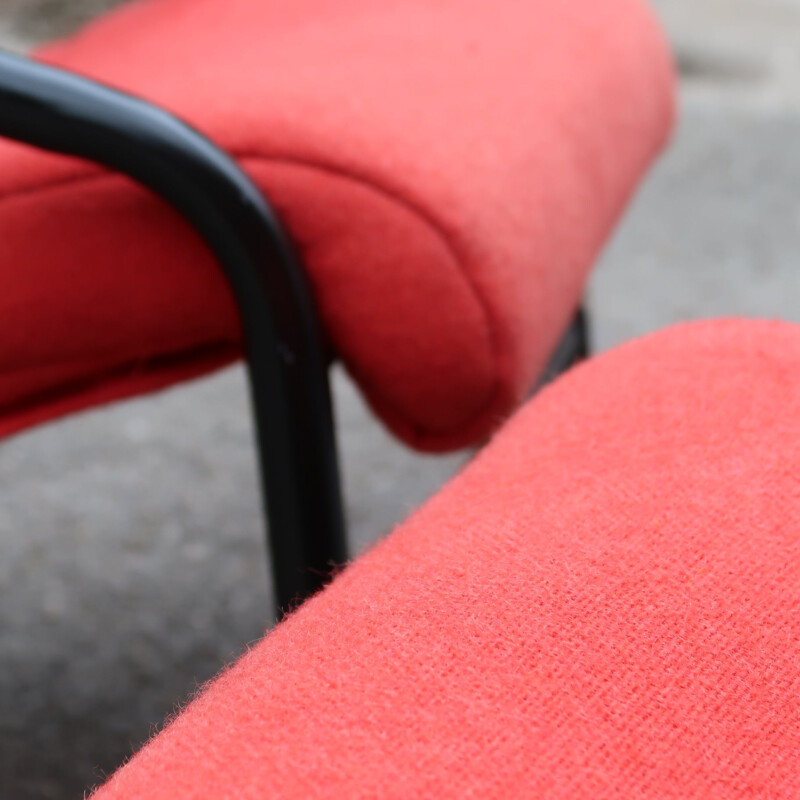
0,0,674,450
94,319,800,798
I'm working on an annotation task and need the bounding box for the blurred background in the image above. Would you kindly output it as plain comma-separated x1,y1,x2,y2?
1,0,799,796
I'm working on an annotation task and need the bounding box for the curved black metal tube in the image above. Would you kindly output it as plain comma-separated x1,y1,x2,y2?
0,50,347,615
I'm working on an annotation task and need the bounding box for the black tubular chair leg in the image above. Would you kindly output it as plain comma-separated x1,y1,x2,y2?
0,51,347,617
536,307,590,390
0,52,592,617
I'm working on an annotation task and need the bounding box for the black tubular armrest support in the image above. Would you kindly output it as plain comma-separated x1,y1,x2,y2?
0,50,347,615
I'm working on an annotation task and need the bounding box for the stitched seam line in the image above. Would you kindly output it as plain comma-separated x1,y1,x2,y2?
0,152,504,438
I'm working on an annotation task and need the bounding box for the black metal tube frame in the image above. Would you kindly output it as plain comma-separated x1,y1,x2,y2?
535,307,589,390
0,51,591,619
0,50,347,616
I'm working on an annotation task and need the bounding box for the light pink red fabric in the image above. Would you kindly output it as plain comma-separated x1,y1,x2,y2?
0,0,674,450
94,319,800,798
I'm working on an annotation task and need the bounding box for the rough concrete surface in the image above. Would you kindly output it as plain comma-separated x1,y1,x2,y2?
1,0,800,796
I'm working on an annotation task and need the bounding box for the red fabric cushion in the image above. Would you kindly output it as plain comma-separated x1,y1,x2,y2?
0,0,674,450
94,319,800,798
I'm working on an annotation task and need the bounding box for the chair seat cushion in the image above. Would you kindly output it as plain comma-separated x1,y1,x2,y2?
0,0,674,450
94,319,800,798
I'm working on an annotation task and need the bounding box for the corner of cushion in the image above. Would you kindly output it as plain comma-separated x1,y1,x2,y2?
239,154,509,451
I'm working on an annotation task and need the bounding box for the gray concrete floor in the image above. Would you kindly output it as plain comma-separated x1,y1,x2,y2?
2,0,800,796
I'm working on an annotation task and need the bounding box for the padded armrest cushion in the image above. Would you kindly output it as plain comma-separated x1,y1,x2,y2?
94,319,800,798
0,0,674,449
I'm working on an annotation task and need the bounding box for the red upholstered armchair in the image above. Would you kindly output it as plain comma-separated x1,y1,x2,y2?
90,319,800,799
0,0,674,611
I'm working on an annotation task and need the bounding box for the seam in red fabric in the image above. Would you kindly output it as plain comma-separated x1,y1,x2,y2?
0,341,239,437
0,151,505,442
